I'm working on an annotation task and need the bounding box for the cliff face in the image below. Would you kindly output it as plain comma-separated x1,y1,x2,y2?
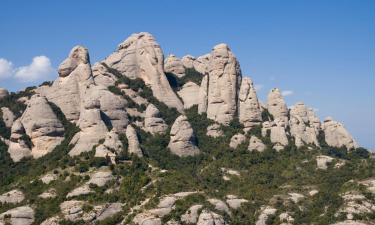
0,32,371,225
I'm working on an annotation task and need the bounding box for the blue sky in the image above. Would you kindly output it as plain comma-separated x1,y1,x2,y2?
0,0,374,150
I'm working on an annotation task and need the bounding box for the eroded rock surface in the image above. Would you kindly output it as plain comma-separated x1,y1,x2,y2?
239,77,262,132
144,104,167,135
322,117,358,149
165,54,185,78
177,82,200,109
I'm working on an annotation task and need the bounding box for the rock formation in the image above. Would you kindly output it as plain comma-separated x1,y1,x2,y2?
164,54,185,78
267,88,288,125
0,205,34,225
322,117,358,149
193,54,210,75
205,44,242,125
92,62,118,87
104,32,183,112
126,125,143,157
20,95,65,158
1,106,15,128
197,210,225,225
181,55,195,69
248,136,266,152
0,88,9,99
8,119,32,162
198,75,209,114
144,104,168,135
238,77,262,132
168,115,200,157
0,189,25,204
95,130,123,163
270,119,289,151
206,124,224,137
229,133,246,149
177,82,200,109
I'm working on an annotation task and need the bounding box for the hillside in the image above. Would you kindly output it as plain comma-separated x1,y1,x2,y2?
0,32,374,225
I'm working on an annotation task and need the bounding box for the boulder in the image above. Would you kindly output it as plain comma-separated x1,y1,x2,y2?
267,88,288,124
67,185,93,198
208,199,231,215
87,170,114,187
126,125,143,157
206,123,224,137
20,95,64,158
322,117,358,149
238,77,262,132
248,136,266,152
168,115,200,157
197,210,226,225
95,130,123,163
206,44,242,125
1,107,15,128
0,190,25,204
92,62,118,87
7,119,32,162
226,195,248,209
144,104,168,135
0,206,34,225
181,55,195,69
181,205,203,224
0,88,9,99
104,32,183,112
289,102,319,148
164,54,185,78
229,133,246,149
316,155,334,170
177,82,200,109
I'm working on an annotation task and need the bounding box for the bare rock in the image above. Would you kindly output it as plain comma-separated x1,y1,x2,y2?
331,221,367,225
126,125,143,157
181,55,195,69
229,133,246,149
94,203,122,222
168,115,200,157
267,88,288,124
177,82,200,109
256,206,277,225
60,200,85,221
226,195,248,209
92,62,118,87
144,104,167,135
238,77,262,132
133,212,161,225
1,107,15,128
0,190,25,204
20,95,64,159
181,205,203,224
0,88,9,99
193,54,210,75
40,173,58,184
208,199,231,215
197,210,226,225
7,119,32,162
67,185,93,198
165,54,185,78
206,44,242,125
88,170,114,187
248,136,266,152
38,188,57,199
322,117,358,149
316,155,334,170
104,32,183,112
206,123,224,137
0,206,34,225
40,216,61,225
95,130,123,163
198,75,209,114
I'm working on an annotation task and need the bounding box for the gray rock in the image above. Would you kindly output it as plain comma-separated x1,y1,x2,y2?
208,199,231,215
95,130,123,163
164,54,185,78
256,206,277,225
238,77,262,132
181,205,203,224
92,62,118,87
198,75,209,114
267,88,288,125
95,203,122,221
144,104,167,135
316,155,334,170
206,123,224,138
322,117,358,149
206,44,242,125
7,119,32,162
226,195,248,209
197,210,226,225
1,107,15,128
248,136,266,152
60,200,85,221
0,190,25,204
177,82,200,109
0,88,9,100
40,173,58,184
168,115,200,157
181,55,195,69
0,206,34,225
104,32,183,112
193,54,210,75
40,216,61,225
229,133,247,149
87,170,114,187
126,125,143,157
66,185,93,198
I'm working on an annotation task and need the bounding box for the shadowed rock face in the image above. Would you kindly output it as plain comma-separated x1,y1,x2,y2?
205,44,242,125
168,115,200,157
104,32,183,112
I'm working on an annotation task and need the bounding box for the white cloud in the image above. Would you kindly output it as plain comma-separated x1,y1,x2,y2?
0,58,14,79
14,56,54,82
254,84,264,91
281,90,294,97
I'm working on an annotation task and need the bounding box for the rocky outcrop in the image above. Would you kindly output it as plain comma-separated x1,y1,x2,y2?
206,124,224,137
0,88,9,99
104,32,183,112
267,88,288,124
322,117,358,149
20,95,64,158
205,44,242,125
181,55,195,69
256,206,277,225
168,115,200,157
193,54,210,75
144,104,167,135
262,119,288,151
197,210,225,225
316,155,334,170
92,62,118,87
67,185,92,198
7,119,32,162
238,77,262,132
226,195,248,209
0,190,25,204
181,205,203,224
1,107,15,128
0,206,34,225
208,199,231,215
248,136,266,152
229,133,246,149
88,170,114,187
164,54,185,78
95,130,123,163
177,82,200,109
126,125,143,157
69,93,108,156
289,102,320,148
198,75,208,114
40,173,58,184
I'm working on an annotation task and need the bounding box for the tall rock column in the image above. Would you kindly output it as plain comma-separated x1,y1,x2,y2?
322,117,358,150
206,44,242,125
104,32,183,112
267,88,289,125
238,77,262,132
